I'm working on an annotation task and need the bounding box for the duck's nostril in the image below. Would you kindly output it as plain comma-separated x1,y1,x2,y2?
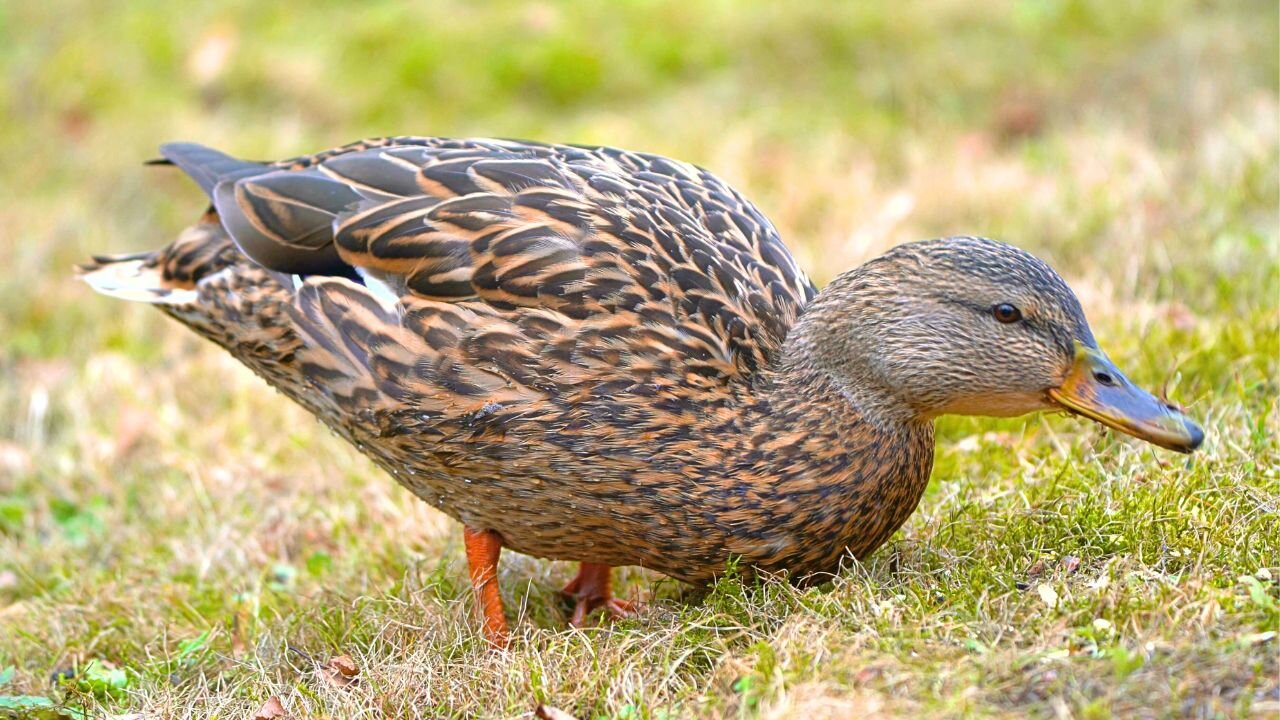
1093,371,1115,386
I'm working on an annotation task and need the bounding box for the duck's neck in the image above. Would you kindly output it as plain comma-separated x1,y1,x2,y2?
723,299,936,575
776,271,920,427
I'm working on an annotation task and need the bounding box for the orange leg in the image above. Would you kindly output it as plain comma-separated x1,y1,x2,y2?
463,527,510,649
561,562,642,627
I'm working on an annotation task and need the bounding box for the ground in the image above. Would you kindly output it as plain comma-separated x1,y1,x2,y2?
0,1,1277,718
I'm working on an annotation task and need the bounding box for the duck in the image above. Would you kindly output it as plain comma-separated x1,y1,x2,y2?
80,136,1204,647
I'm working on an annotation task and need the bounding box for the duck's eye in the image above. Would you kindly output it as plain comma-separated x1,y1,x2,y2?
993,303,1022,323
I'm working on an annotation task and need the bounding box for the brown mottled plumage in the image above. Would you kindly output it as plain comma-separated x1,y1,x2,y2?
81,136,1203,646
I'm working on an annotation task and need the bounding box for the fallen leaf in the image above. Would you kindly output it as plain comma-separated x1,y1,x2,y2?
1061,556,1081,575
995,94,1044,140
253,696,287,720
1037,583,1060,610
1027,559,1046,579
853,665,883,684
321,655,359,688
535,705,579,720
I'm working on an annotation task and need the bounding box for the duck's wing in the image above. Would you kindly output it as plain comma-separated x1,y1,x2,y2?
161,138,817,413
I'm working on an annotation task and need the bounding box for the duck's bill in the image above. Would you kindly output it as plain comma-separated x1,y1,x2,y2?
1048,345,1204,453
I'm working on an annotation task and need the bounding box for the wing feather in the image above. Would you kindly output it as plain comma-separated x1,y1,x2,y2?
173,137,817,415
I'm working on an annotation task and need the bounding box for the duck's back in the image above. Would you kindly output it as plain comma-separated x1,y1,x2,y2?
81,137,834,579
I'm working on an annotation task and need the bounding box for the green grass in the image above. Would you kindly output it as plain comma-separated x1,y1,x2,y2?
1,0,1277,717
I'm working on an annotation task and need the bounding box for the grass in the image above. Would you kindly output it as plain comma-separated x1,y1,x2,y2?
1,0,1277,717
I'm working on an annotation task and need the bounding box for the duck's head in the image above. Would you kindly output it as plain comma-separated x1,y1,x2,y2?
801,237,1203,452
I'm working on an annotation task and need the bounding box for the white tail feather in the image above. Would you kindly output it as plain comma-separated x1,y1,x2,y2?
78,259,199,305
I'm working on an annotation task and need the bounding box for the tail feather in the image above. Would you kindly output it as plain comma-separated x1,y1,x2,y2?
159,142,270,198
161,142,356,276
77,253,199,305
81,141,350,305
79,217,240,304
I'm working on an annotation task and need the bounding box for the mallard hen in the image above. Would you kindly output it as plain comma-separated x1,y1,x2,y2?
82,136,1203,647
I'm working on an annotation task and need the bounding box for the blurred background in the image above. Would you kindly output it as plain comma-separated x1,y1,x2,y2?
0,0,1276,713
3,1,1276,349
4,0,1275,445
